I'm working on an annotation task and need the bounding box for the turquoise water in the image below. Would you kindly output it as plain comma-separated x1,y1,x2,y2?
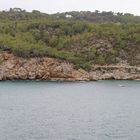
0,81,140,140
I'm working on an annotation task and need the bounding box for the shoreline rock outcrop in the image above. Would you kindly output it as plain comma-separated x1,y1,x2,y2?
0,52,139,81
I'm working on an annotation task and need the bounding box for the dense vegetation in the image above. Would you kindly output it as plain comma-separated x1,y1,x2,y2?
53,11,140,24
0,8,140,70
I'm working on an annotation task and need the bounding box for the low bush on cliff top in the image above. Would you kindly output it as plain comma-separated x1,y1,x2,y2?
0,13,139,69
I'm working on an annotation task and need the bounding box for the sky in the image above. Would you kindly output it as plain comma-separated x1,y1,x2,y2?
0,0,140,15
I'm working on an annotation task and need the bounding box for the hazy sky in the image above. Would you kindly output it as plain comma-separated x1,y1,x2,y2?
0,0,140,15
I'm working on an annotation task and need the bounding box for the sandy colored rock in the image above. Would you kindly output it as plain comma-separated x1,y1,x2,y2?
0,52,139,81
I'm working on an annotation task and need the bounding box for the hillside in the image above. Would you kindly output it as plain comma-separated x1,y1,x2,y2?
53,11,140,24
0,8,139,73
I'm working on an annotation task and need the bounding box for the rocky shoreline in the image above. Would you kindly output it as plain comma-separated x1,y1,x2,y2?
0,52,140,81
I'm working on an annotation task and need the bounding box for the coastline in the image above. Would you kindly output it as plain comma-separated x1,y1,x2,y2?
0,52,140,81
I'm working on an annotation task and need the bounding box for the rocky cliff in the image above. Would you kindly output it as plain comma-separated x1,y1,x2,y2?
0,52,140,81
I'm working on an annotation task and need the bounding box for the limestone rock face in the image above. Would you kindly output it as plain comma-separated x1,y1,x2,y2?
0,52,139,81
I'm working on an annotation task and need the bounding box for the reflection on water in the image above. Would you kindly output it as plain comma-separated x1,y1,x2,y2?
0,81,140,140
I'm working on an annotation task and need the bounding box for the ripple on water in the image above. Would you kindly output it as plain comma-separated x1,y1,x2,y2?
0,80,140,140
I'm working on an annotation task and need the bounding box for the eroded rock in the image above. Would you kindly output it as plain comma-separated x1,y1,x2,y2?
0,52,139,81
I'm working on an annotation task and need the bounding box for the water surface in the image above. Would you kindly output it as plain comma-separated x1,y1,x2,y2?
0,81,140,140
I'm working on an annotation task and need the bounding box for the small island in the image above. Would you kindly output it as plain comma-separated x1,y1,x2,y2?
0,8,139,81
